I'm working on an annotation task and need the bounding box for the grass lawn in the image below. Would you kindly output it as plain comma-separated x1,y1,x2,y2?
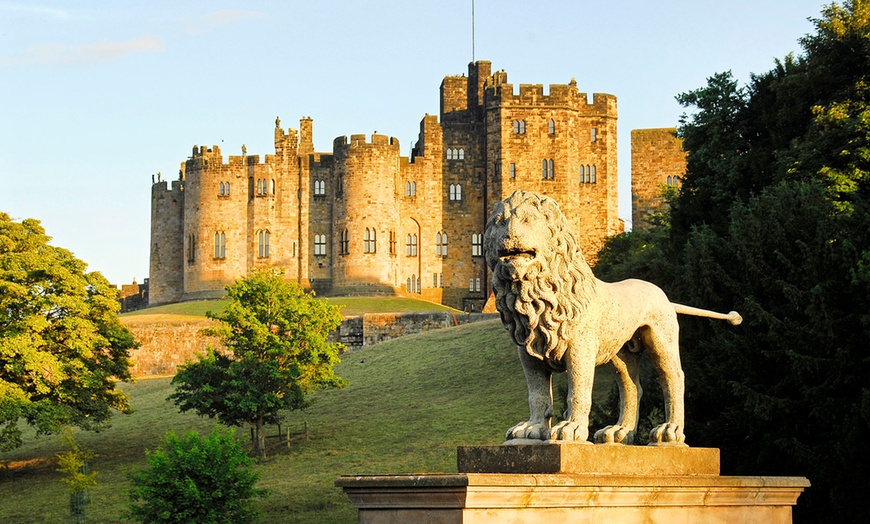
0,319,614,523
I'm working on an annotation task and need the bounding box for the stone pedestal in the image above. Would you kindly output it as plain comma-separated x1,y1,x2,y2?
336,445,809,523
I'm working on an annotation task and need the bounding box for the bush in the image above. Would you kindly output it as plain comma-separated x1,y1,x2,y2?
127,428,267,523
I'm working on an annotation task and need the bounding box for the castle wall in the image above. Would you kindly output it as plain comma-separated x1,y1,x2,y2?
631,128,686,229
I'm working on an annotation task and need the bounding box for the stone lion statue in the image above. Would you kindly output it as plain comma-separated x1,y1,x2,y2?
484,190,742,445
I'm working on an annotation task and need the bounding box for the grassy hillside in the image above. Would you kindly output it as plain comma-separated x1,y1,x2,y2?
121,296,457,323
0,319,611,523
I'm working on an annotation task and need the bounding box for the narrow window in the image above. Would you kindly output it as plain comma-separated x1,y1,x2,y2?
548,119,555,134
542,159,548,179
549,159,554,180
580,165,586,183
187,234,196,264
469,278,474,291
416,275,421,293
411,234,418,256
370,228,376,253
271,179,276,194
509,163,516,179
439,273,443,288
405,181,411,196
364,229,371,253
406,235,412,256
258,231,264,258
219,182,225,195
292,241,296,257
449,184,456,201
436,233,442,257
591,128,597,142
407,277,412,293
341,229,349,255
513,120,520,134
441,232,448,257
411,181,416,196
447,148,454,160
667,176,672,186
458,148,465,160
433,273,438,288
591,165,597,183
519,120,526,134
472,234,482,257
475,278,481,292
225,182,230,195
389,230,397,255
214,232,226,259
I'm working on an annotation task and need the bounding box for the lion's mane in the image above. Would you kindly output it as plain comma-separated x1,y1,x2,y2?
486,192,598,365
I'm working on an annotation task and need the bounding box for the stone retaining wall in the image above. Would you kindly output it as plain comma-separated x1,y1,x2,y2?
124,312,496,377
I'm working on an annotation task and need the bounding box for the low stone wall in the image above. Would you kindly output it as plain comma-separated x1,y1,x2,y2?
124,312,497,377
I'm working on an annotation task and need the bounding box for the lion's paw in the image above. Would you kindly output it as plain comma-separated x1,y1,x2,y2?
505,421,548,441
648,423,687,446
548,421,591,443
593,425,635,444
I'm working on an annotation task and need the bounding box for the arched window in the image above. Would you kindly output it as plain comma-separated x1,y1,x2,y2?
405,181,411,196
456,184,461,200
436,233,442,257
258,230,270,258
364,228,376,253
548,119,555,134
591,165,597,183
450,184,462,201
549,159,554,179
519,120,526,134
411,181,416,196
475,278,481,292
214,232,226,259
591,128,597,142
542,159,548,179
458,148,464,160
270,179,276,194
667,176,673,186
314,180,325,196
449,184,456,201
416,275,421,293
509,163,516,179
225,182,230,195
447,148,454,160
407,277,412,293
579,165,586,183
436,232,447,257
219,182,225,195
513,120,520,134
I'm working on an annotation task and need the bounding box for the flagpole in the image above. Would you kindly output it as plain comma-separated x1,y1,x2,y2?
472,0,475,63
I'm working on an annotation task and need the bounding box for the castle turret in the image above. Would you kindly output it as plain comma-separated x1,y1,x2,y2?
149,179,184,304
331,133,401,293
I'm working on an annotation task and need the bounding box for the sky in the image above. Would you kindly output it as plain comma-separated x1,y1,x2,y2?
0,0,827,286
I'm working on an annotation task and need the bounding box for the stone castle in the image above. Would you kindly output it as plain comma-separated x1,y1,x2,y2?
149,60,684,310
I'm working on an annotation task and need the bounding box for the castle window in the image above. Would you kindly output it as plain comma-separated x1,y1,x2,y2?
214,232,226,259
549,159,555,179
219,182,225,196
258,230,270,258
389,230,397,255
469,278,474,291
591,128,598,142
435,232,447,257
542,159,554,180
458,148,465,160
187,234,196,264
581,165,597,184
449,184,462,201
314,234,326,256
433,273,438,287
292,241,297,257
416,275,421,293
513,120,526,134
475,278,481,292
439,273,443,288
364,228,376,253
406,234,418,256
314,180,325,196
667,176,672,186
548,119,555,134
472,234,482,257
341,229,349,255
446,148,454,160
509,163,516,179
225,182,230,195
591,165,597,183
405,181,416,197
407,277,412,293
411,182,416,196
580,165,586,183
513,121,519,134
270,179,276,194
336,176,344,198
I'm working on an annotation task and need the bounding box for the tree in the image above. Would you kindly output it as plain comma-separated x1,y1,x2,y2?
596,2,870,520
127,428,267,524
56,427,97,524
169,269,346,457
0,212,136,451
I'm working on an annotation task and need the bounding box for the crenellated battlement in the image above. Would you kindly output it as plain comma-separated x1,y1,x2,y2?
333,133,400,152
487,82,616,115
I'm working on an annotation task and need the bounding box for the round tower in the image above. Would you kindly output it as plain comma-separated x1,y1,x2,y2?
331,133,401,293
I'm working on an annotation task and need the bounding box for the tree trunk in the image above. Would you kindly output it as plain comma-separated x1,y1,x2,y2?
255,417,266,459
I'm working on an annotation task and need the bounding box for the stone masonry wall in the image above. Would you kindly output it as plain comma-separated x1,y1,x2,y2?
631,128,686,229
123,312,495,377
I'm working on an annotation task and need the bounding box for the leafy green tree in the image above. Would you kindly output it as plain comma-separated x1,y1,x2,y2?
56,427,97,524
127,428,267,524
169,270,346,457
0,213,136,451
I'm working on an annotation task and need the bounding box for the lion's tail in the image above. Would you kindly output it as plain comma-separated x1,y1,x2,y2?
671,303,743,326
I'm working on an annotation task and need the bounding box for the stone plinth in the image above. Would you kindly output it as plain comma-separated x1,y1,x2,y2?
336,445,810,523
458,444,719,476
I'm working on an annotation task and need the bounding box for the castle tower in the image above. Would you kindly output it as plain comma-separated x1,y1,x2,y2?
631,128,686,229
149,178,184,304
331,133,401,293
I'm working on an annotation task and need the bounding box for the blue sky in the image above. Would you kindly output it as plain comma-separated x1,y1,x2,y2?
0,1,824,285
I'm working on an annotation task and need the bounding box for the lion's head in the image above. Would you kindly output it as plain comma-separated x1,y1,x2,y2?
484,190,597,364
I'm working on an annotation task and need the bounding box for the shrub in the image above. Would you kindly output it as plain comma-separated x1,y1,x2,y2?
127,428,267,523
